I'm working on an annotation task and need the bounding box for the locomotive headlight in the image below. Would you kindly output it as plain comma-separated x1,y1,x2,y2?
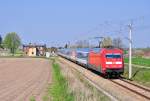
116,62,122,64
106,62,112,64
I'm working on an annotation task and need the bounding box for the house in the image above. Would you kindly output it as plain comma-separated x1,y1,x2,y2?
23,43,46,56
0,48,10,56
144,51,150,58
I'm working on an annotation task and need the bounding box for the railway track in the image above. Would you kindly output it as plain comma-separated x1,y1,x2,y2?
120,78,150,92
110,79,150,100
58,56,150,101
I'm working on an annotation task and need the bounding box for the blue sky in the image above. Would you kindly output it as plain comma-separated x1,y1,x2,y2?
0,0,150,48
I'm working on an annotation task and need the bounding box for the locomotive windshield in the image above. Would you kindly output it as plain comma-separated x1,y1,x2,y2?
106,54,121,58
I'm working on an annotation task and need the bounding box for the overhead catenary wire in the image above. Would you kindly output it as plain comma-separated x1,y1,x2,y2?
67,16,149,48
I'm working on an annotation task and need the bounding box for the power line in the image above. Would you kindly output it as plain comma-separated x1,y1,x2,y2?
72,16,149,49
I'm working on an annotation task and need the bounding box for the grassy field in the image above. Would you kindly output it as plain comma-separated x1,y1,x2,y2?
43,59,74,101
124,57,150,67
123,65,150,87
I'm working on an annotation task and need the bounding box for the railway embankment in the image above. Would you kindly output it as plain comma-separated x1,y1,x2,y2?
57,58,110,101
58,57,150,101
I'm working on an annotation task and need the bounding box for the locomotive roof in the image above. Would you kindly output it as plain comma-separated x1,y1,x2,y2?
75,48,101,53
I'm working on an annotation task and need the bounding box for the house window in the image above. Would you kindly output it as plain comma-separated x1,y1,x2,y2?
32,52,34,54
26,52,27,54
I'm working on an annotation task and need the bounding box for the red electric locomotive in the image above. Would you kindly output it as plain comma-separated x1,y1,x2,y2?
88,48,124,77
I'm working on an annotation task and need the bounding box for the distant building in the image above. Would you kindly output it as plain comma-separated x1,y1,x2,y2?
23,43,46,56
0,48,10,56
144,51,150,58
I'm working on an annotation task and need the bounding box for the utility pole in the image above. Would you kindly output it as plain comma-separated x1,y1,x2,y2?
128,22,132,79
68,41,70,48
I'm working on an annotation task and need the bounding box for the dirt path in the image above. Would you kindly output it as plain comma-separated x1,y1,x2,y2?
0,58,51,101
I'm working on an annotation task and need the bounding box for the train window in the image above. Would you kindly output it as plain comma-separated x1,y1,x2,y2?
77,52,88,59
106,54,121,58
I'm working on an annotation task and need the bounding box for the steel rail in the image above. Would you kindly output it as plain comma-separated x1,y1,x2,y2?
110,79,150,100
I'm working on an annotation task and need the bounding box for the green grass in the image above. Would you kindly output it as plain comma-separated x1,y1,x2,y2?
43,59,74,101
123,65,150,87
124,57,150,67
30,96,36,101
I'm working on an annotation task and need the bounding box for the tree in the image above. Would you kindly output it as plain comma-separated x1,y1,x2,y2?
0,35,2,45
4,32,21,54
64,44,68,48
75,40,89,48
113,37,124,49
101,37,113,48
0,35,3,48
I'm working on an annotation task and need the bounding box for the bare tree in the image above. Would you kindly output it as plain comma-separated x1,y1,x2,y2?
0,35,2,45
101,37,113,48
64,44,68,48
113,37,124,49
75,40,89,48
